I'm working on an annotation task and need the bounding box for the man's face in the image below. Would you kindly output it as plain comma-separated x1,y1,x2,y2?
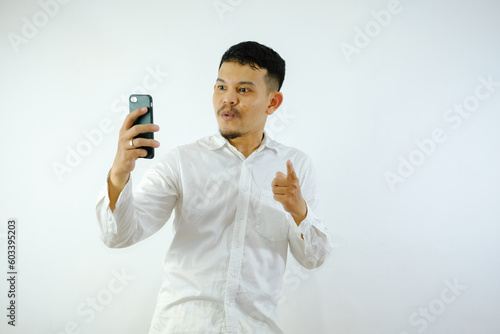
213,62,277,140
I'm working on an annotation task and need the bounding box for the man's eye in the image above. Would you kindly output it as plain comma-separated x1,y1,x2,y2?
239,88,249,93
217,85,225,90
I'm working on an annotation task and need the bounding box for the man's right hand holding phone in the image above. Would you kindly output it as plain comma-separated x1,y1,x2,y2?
108,107,160,211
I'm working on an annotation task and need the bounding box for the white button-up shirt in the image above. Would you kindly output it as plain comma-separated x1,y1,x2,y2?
95,132,332,333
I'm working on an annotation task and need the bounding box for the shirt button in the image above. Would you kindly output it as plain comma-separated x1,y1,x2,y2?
235,242,241,248
231,272,237,277
243,186,248,192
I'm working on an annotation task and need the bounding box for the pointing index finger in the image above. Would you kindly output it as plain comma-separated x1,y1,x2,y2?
286,159,298,180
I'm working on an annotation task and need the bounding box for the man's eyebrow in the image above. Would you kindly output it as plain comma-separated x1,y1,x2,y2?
239,81,256,86
216,78,256,86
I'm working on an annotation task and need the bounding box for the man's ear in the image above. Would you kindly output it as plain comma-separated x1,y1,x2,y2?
266,92,284,116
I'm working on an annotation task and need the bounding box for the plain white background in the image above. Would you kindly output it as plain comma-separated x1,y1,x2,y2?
1,0,500,333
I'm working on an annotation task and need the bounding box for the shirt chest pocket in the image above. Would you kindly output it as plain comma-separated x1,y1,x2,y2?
253,190,290,242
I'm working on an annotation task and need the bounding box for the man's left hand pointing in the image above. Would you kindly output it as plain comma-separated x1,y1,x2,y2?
272,160,307,226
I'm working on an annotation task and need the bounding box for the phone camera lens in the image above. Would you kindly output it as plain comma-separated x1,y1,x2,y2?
130,96,138,103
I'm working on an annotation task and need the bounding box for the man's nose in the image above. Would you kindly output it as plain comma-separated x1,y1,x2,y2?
223,91,238,105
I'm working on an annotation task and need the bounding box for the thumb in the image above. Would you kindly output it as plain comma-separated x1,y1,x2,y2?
286,160,298,180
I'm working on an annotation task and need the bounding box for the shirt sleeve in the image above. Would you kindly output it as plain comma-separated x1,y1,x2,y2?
288,157,333,270
95,149,181,248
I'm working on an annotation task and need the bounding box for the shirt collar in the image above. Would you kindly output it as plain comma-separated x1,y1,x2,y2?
209,131,279,154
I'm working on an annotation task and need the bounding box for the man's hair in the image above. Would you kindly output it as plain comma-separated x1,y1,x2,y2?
219,41,286,93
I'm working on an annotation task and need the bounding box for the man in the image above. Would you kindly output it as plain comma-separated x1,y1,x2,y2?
96,41,332,333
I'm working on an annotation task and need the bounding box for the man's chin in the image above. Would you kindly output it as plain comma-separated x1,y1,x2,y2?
219,129,242,140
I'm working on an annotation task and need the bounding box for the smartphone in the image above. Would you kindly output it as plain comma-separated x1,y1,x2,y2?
129,94,154,159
